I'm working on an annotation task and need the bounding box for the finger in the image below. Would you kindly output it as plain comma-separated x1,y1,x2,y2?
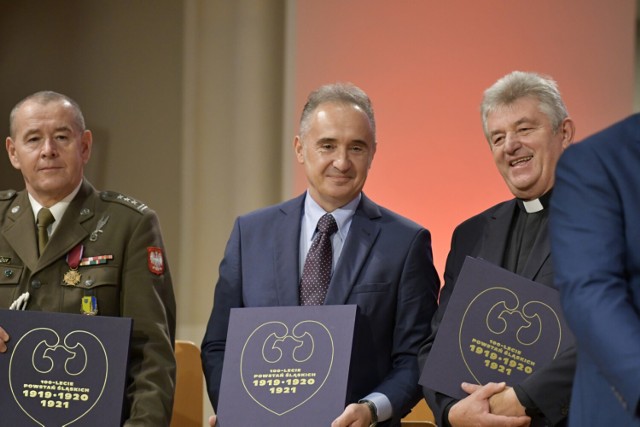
0,327,8,353
462,381,507,399
460,382,482,394
510,415,531,427
492,414,531,427
331,412,353,427
208,414,216,427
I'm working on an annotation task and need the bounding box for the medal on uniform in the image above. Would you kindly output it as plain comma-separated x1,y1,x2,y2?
81,295,98,315
63,269,82,286
63,244,84,287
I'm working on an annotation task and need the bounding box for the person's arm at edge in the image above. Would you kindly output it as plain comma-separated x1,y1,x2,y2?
201,218,243,411
122,211,177,427
419,225,462,427
551,141,640,417
506,345,575,424
378,228,440,424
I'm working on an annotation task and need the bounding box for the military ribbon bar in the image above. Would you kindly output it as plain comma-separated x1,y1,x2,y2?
79,254,114,266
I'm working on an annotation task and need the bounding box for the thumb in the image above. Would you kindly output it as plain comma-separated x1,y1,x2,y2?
460,382,482,394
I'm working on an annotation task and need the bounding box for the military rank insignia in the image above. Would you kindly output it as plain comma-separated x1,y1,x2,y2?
147,247,164,275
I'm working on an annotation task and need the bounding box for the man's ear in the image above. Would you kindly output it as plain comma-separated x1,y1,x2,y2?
368,141,377,169
294,135,304,164
5,137,21,170
81,130,93,164
560,117,576,149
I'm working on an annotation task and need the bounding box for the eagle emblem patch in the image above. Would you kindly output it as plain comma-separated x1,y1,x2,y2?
147,247,165,275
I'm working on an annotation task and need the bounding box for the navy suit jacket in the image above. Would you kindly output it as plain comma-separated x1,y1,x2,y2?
419,198,574,427
201,193,440,426
551,114,640,426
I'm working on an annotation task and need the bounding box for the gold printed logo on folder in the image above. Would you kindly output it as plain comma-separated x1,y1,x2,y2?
459,287,563,384
240,321,334,416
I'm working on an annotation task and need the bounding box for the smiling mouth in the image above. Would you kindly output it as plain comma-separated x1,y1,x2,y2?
327,175,352,184
510,156,532,166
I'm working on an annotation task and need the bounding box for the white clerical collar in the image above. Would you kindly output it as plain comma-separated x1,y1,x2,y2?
522,198,544,213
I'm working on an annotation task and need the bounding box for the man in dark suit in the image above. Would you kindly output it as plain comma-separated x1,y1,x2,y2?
418,71,576,427
550,114,640,426
202,82,440,427
0,91,176,425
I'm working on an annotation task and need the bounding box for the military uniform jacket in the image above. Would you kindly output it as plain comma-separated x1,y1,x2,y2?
0,180,176,426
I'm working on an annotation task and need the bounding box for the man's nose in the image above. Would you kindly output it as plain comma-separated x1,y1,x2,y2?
332,149,351,171
504,132,521,153
40,138,59,157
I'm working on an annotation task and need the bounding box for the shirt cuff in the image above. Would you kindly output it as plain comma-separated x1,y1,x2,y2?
362,392,392,422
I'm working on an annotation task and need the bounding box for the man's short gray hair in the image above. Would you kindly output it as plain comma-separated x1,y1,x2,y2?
299,82,376,140
9,90,85,138
481,71,568,141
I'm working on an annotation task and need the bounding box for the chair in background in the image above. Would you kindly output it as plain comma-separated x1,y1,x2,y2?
170,340,204,427
401,399,437,426
402,423,437,427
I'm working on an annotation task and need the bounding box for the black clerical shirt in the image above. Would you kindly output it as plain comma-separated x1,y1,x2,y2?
503,191,552,275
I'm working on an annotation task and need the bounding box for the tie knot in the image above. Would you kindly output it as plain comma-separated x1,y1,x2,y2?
37,208,55,228
317,213,337,235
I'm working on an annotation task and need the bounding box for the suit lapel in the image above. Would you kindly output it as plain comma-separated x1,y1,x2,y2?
325,195,380,305
478,200,516,266
2,191,39,272
274,195,305,306
36,182,95,272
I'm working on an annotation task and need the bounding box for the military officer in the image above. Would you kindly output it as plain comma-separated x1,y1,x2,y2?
0,91,176,426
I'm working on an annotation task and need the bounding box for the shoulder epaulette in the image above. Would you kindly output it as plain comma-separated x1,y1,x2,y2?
100,191,149,213
0,190,17,201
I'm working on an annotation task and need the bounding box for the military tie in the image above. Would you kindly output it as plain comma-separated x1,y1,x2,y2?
37,208,55,256
299,213,338,306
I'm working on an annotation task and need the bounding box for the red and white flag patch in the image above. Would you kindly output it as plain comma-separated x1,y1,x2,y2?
147,247,165,275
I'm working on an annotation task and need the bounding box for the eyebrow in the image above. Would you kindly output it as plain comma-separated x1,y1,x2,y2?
314,137,337,144
22,125,73,138
489,117,538,137
513,117,537,127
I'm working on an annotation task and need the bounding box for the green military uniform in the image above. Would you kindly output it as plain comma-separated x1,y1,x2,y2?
0,180,176,426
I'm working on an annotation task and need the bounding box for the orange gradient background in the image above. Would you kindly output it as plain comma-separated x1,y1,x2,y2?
292,0,635,278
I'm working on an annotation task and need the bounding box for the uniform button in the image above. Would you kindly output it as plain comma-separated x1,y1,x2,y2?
3,269,12,278
31,279,42,289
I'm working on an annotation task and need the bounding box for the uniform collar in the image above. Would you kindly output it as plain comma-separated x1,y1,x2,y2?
28,181,82,234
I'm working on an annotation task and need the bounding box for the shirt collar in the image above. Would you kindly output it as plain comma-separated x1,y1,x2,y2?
29,181,82,231
303,191,360,241
516,189,553,214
